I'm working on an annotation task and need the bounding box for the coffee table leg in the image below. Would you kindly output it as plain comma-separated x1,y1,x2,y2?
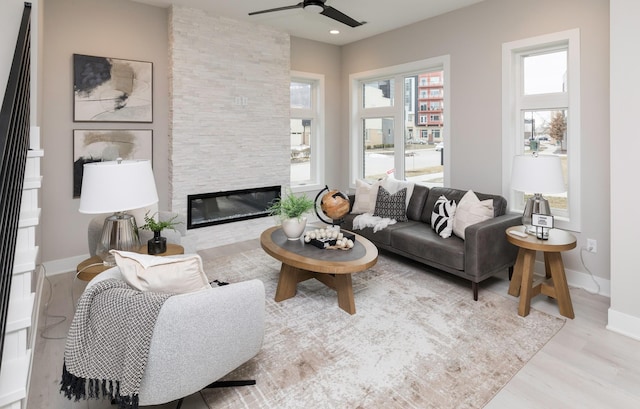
275,263,300,302
334,274,355,315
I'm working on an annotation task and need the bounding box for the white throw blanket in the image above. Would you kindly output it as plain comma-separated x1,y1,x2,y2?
352,213,397,233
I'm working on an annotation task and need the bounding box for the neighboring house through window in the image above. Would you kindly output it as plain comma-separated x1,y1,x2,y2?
349,56,450,188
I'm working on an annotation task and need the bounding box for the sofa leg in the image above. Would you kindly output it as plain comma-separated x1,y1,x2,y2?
472,282,478,301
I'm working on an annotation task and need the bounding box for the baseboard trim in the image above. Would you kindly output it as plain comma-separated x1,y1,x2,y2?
533,260,610,297
43,254,89,276
607,308,640,341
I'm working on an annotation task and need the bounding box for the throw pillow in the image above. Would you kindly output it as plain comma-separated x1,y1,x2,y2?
381,173,415,210
352,178,382,214
373,186,408,222
111,250,212,294
453,190,494,240
431,195,457,238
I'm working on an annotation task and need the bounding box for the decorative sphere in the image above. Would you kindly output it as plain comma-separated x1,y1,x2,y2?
320,190,350,221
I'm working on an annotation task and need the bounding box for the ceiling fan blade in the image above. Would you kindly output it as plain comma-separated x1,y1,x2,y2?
248,3,304,16
321,6,364,27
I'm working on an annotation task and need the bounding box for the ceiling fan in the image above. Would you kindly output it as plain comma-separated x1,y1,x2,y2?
248,0,365,28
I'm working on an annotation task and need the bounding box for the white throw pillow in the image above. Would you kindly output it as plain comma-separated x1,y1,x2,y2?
381,173,415,210
431,195,457,238
111,250,211,294
352,178,382,214
452,190,494,240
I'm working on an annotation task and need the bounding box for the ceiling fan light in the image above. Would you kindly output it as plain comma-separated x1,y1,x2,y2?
304,2,324,13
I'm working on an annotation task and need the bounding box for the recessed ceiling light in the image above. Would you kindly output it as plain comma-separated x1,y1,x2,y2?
329,29,340,35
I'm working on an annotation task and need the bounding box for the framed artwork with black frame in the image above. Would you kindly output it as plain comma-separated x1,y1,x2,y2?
73,129,153,197
73,53,153,122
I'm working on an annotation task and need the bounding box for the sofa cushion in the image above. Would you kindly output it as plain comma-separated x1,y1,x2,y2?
452,190,494,240
390,223,465,271
421,187,508,224
352,178,382,214
431,195,457,238
343,214,413,246
373,187,408,222
111,250,212,294
406,184,429,221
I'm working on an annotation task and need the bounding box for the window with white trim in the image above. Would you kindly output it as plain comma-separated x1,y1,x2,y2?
349,56,450,188
502,29,581,232
290,72,324,190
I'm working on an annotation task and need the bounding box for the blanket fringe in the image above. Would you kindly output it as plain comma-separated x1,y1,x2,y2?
60,362,139,409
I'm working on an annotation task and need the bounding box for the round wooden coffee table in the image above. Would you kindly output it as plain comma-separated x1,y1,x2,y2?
260,226,378,315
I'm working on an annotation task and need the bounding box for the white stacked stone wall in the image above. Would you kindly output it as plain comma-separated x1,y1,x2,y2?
169,6,290,249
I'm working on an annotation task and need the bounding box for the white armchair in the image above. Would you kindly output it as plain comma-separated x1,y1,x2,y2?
88,211,197,256
85,267,265,406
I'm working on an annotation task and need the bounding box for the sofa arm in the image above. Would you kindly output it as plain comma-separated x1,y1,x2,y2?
463,213,521,281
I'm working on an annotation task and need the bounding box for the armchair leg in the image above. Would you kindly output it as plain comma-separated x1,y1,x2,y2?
472,282,478,301
174,380,256,409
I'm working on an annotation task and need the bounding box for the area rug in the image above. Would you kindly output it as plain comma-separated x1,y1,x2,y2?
200,248,565,409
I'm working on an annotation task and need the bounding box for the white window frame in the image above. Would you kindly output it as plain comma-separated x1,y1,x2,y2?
290,71,325,192
502,29,581,232
349,56,451,187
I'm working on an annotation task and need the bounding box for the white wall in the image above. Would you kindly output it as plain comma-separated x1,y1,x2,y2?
608,0,640,340
340,0,611,291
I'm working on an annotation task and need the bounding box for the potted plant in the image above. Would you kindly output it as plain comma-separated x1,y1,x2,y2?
139,211,181,254
267,189,315,240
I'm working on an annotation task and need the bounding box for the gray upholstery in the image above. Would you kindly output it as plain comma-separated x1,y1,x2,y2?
86,268,265,406
343,186,521,300
88,211,197,256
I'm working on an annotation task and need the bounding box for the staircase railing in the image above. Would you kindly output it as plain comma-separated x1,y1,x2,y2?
0,2,32,372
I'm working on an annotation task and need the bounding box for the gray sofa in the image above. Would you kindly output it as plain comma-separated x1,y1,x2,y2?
342,185,521,300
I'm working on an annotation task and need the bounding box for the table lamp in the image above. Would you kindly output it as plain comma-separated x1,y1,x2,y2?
511,153,565,238
79,159,158,265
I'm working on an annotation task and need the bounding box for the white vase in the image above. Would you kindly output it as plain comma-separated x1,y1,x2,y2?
281,217,307,240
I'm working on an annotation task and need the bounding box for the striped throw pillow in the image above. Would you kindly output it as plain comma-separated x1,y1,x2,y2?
431,195,457,238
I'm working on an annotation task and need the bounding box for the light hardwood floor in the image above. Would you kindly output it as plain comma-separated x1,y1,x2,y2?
28,242,640,408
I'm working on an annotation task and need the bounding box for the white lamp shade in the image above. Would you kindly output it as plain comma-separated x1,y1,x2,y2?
511,154,566,194
79,159,159,214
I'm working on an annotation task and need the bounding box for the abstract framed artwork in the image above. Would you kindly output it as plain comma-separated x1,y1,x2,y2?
73,53,153,122
73,129,153,197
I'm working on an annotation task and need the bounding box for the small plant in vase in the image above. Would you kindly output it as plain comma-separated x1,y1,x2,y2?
139,212,181,255
267,189,315,240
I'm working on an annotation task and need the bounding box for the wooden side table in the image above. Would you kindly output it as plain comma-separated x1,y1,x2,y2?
136,243,184,256
76,256,112,282
506,225,577,319
76,244,185,282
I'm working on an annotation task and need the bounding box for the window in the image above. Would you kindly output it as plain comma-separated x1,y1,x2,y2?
290,72,324,190
502,29,581,232
350,56,450,188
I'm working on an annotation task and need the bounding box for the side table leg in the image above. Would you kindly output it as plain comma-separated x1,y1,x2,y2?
508,248,527,297
517,249,537,317
546,252,575,319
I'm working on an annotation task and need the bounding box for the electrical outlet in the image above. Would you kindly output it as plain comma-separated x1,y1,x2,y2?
587,238,597,253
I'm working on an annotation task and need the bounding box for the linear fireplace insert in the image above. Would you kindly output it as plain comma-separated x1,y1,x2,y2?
187,185,281,229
